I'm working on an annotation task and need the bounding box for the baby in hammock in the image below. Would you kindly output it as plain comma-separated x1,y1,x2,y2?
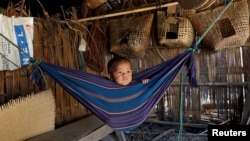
107,56,149,85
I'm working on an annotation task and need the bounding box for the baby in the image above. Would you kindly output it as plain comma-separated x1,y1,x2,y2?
107,56,149,85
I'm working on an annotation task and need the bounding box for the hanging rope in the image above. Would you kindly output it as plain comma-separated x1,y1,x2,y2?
0,33,31,68
178,68,184,141
177,0,234,140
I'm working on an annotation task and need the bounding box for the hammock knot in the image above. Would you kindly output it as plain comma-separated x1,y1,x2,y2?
30,59,47,90
30,58,42,65
187,44,200,54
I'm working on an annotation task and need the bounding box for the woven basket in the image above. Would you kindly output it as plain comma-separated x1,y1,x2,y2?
109,14,154,58
188,0,249,51
158,12,194,48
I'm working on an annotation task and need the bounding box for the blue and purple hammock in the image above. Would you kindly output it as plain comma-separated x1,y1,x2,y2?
30,47,198,131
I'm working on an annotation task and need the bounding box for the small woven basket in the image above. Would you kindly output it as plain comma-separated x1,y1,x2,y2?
109,14,154,58
158,11,194,48
188,0,249,51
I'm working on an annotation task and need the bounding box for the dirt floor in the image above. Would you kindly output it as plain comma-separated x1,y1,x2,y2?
123,122,208,141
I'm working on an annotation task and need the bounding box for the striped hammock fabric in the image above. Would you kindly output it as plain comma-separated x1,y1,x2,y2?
30,49,197,131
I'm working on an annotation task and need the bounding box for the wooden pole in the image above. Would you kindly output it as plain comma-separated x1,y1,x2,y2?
151,129,175,141
145,118,207,128
77,2,178,22
240,82,250,124
171,82,248,86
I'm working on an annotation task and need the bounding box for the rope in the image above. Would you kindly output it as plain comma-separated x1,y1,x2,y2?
31,60,49,89
177,1,234,140
0,53,20,69
178,68,184,141
0,33,31,68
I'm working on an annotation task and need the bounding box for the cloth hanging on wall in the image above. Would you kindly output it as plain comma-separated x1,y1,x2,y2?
0,14,34,71
30,48,198,131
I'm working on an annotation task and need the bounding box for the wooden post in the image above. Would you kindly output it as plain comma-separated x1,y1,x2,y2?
192,87,200,122
240,83,250,124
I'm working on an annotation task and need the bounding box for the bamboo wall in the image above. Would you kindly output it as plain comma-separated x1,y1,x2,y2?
140,46,247,124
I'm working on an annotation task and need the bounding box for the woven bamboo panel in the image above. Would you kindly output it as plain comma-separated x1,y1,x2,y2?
141,46,246,123
31,18,91,127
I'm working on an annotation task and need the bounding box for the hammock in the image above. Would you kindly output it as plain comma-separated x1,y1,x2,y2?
30,48,198,131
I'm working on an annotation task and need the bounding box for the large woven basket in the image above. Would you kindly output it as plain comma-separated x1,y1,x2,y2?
109,14,154,58
158,11,194,48
188,0,249,51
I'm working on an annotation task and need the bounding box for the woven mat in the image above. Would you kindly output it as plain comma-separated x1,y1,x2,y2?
0,89,55,141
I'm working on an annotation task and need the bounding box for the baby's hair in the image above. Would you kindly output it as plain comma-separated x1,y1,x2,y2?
107,56,131,73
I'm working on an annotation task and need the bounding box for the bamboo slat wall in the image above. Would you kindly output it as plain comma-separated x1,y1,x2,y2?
0,17,249,129
143,47,247,124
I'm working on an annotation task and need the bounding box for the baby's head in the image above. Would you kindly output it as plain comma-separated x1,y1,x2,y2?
107,56,132,85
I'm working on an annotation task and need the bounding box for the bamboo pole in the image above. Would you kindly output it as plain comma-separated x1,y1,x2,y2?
151,129,175,141
171,82,248,86
145,118,207,128
77,2,178,22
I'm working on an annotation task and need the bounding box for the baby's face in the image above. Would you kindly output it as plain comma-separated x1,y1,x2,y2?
110,61,132,86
